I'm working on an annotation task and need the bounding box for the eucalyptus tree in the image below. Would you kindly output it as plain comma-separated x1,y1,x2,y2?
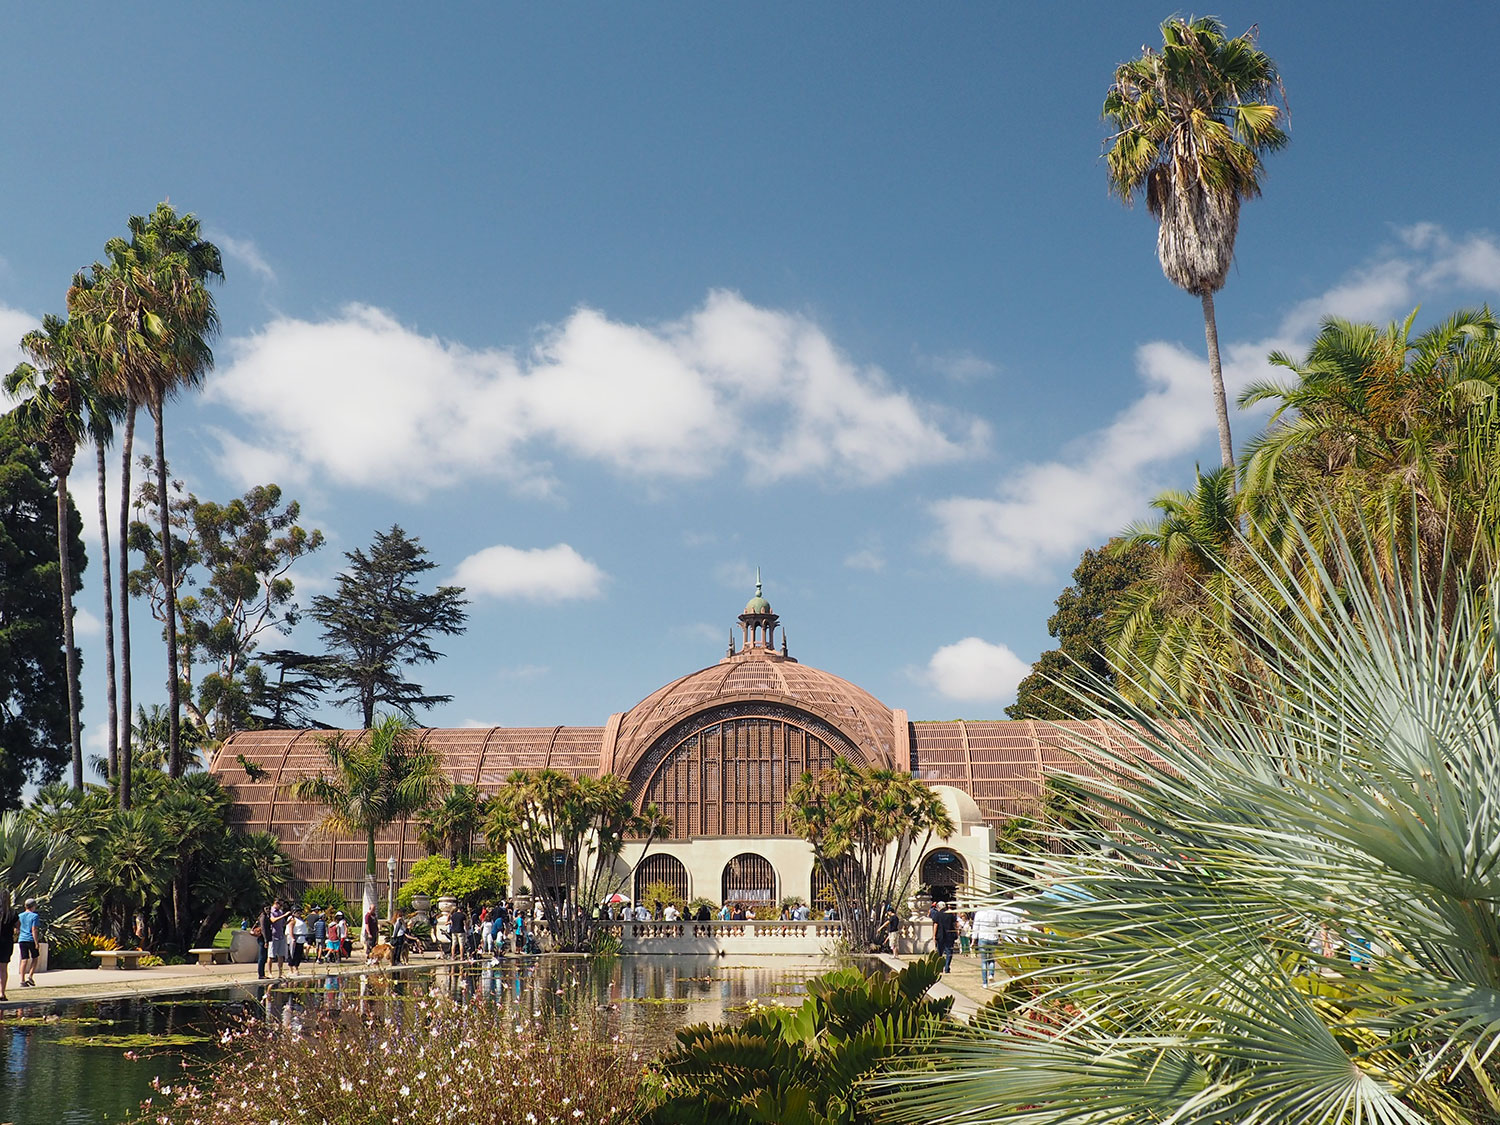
1104,16,1287,473
786,758,954,950
878,514,1500,1125
5,315,92,789
286,715,449,918
69,203,223,784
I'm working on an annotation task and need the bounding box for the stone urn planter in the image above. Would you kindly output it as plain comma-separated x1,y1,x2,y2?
436,895,458,918
410,893,431,923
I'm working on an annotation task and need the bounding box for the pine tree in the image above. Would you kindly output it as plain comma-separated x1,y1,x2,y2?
309,526,468,729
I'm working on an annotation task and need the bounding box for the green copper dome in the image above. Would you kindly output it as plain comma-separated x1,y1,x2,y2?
744,569,771,614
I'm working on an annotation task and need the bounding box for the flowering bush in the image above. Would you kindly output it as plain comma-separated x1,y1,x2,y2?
135,992,645,1124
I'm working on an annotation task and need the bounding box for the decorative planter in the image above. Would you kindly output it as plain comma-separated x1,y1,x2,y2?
436,895,458,917
411,893,431,924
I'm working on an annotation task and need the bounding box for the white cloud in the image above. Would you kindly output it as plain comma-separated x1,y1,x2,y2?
0,302,38,397
452,543,606,603
926,637,1030,703
204,291,985,498
73,606,102,637
212,232,277,284
934,226,1500,580
922,349,999,382
843,542,885,572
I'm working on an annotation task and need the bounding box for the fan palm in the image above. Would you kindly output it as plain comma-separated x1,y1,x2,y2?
69,203,223,786
5,315,92,789
285,715,448,918
877,512,1500,1124
1104,16,1287,473
0,810,93,946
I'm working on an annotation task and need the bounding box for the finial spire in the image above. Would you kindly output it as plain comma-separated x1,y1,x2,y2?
755,566,762,598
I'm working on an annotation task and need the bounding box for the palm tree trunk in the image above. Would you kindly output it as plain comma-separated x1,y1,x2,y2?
152,397,183,778
364,830,379,920
119,405,136,810
1201,289,1236,477
96,439,119,786
55,474,83,791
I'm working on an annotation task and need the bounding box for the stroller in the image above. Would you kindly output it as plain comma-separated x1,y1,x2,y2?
522,931,542,955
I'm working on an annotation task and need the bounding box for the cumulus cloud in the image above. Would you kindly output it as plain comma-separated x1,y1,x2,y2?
204,290,985,498
452,543,606,602
927,637,1030,703
934,226,1500,580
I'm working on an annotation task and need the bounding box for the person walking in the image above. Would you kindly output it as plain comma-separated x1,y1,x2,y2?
16,899,42,988
970,902,1003,987
362,905,379,958
448,905,467,960
312,910,328,964
0,890,17,1000
391,909,409,964
932,901,958,973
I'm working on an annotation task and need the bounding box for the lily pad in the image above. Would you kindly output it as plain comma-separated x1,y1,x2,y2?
55,1032,211,1049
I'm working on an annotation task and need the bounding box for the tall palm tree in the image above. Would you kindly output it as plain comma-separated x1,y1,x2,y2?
69,203,223,785
84,376,124,787
5,316,89,790
1104,16,1287,474
286,716,448,918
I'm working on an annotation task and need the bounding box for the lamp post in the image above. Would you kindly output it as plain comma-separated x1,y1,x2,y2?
386,855,397,920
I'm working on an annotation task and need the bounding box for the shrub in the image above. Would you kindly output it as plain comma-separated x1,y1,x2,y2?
49,932,118,969
140,992,645,1124
686,896,717,918
397,851,508,909
301,883,349,917
638,880,685,916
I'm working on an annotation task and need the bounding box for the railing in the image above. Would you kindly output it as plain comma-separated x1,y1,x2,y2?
592,919,852,941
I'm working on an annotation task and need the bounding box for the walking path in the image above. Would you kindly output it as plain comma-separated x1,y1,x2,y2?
0,952,461,1010
880,948,1009,1023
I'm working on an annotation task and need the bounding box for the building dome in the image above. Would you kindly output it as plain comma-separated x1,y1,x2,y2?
608,646,901,785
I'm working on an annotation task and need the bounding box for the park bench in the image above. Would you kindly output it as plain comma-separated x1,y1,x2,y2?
189,947,233,966
92,949,149,970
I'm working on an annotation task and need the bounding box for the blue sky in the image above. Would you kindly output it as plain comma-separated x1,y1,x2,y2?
4,2,1499,756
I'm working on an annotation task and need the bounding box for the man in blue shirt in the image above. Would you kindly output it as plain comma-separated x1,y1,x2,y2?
18,898,41,988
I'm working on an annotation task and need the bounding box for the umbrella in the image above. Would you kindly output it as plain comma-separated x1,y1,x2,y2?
603,893,631,905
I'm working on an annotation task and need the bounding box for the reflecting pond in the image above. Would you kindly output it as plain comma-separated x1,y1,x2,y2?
0,955,839,1125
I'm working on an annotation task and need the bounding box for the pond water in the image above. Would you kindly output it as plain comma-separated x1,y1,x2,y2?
0,955,838,1125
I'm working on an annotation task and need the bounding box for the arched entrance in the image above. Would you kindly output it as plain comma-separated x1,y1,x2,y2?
920,848,967,900
634,853,689,907
721,853,776,907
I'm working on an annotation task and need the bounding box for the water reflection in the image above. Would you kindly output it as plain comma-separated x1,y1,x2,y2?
0,955,840,1125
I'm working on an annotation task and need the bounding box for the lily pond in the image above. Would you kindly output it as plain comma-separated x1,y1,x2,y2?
0,955,836,1125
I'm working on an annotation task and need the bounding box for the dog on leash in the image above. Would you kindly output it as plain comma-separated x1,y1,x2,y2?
366,942,394,966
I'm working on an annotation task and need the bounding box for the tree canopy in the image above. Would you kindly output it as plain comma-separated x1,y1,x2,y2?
309,525,468,729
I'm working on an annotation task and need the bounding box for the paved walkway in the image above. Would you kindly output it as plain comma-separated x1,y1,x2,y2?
0,951,459,1010
880,948,1011,1023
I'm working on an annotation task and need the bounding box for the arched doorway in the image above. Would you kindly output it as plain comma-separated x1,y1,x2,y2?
920,848,967,900
634,853,689,908
721,853,776,907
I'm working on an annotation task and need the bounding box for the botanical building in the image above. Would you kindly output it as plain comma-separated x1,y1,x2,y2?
215,582,1149,908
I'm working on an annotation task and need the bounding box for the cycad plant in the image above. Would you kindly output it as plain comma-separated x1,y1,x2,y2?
878,513,1500,1124
648,954,952,1124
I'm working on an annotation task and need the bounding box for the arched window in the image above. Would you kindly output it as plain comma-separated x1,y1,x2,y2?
634,853,689,906
920,848,967,898
721,853,776,906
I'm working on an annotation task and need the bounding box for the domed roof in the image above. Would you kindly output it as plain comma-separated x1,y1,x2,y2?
742,569,772,616
610,647,900,781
